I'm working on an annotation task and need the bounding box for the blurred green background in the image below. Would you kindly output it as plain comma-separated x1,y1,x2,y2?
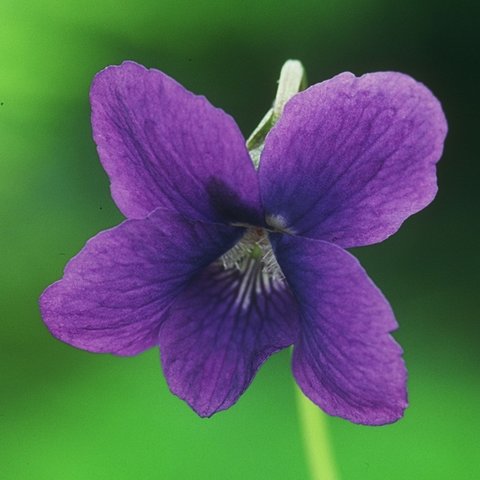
1,0,479,478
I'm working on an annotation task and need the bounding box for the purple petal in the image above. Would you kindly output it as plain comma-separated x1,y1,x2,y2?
271,234,407,425
260,72,447,247
91,61,262,224
159,261,299,417
40,209,242,355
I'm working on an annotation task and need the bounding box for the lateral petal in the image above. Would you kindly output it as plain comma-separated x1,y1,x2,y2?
272,235,407,425
40,209,242,355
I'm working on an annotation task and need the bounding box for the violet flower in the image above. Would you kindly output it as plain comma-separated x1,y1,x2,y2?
40,61,447,425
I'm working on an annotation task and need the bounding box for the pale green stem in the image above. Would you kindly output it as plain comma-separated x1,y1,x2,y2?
272,59,308,122
295,384,340,480
246,59,307,168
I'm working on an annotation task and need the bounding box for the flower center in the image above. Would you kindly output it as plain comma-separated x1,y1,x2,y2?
217,228,286,310
220,228,285,281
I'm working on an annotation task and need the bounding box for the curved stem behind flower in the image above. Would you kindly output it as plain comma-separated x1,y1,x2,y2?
295,383,339,480
272,60,308,122
246,59,307,168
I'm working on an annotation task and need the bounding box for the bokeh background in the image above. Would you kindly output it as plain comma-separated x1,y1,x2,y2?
1,1,479,478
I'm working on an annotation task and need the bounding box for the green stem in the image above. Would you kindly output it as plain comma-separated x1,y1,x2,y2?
246,59,307,168
272,59,308,122
295,384,339,480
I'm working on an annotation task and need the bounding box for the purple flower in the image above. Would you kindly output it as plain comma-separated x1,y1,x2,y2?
40,61,447,425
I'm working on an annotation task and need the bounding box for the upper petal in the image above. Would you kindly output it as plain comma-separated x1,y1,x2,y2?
39,209,242,355
271,234,407,425
159,259,299,417
91,61,262,224
260,72,447,247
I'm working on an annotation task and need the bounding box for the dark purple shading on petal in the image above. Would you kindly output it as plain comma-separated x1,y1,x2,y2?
271,235,407,425
260,72,447,247
159,261,299,417
91,61,262,224
40,209,242,355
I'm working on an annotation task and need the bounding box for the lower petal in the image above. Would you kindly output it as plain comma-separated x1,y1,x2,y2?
159,259,299,417
271,235,407,425
39,209,241,355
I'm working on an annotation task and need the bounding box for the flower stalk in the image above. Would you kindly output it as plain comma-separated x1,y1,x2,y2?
272,59,308,121
295,384,339,480
246,59,307,168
